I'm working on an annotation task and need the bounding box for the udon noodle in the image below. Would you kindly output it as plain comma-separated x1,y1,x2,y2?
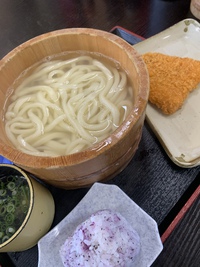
4,53,134,156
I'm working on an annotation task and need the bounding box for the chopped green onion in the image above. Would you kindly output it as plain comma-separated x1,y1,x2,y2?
7,175,15,182
7,181,16,191
22,205,29,213
12,198,20,208
6,227,15,235
5,213,14,225
0,182,4,189
12,190,17,196
2,235,9,243
0,224,6,232
7,203,15,213
0,205,7,215
22,200,27,205
0,189,6,196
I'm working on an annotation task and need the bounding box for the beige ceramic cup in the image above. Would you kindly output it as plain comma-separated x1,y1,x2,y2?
0,164,55,252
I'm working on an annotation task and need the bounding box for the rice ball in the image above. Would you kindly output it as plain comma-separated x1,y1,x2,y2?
60,209,140,267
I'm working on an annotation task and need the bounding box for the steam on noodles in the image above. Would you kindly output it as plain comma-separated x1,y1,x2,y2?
4,53,134,156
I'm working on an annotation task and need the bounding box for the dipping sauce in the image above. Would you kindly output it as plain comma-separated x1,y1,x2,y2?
0,170,30,244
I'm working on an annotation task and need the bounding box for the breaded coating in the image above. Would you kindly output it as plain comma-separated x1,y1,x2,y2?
143,52,200,114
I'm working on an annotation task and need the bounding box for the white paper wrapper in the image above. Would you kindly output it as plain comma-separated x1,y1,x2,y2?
38,183,163,267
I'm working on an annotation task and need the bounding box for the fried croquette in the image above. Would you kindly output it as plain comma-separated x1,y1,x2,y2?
143,52,200,114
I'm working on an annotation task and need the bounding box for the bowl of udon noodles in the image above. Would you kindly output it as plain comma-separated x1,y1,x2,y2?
0,164,55,252
0,28,149,189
